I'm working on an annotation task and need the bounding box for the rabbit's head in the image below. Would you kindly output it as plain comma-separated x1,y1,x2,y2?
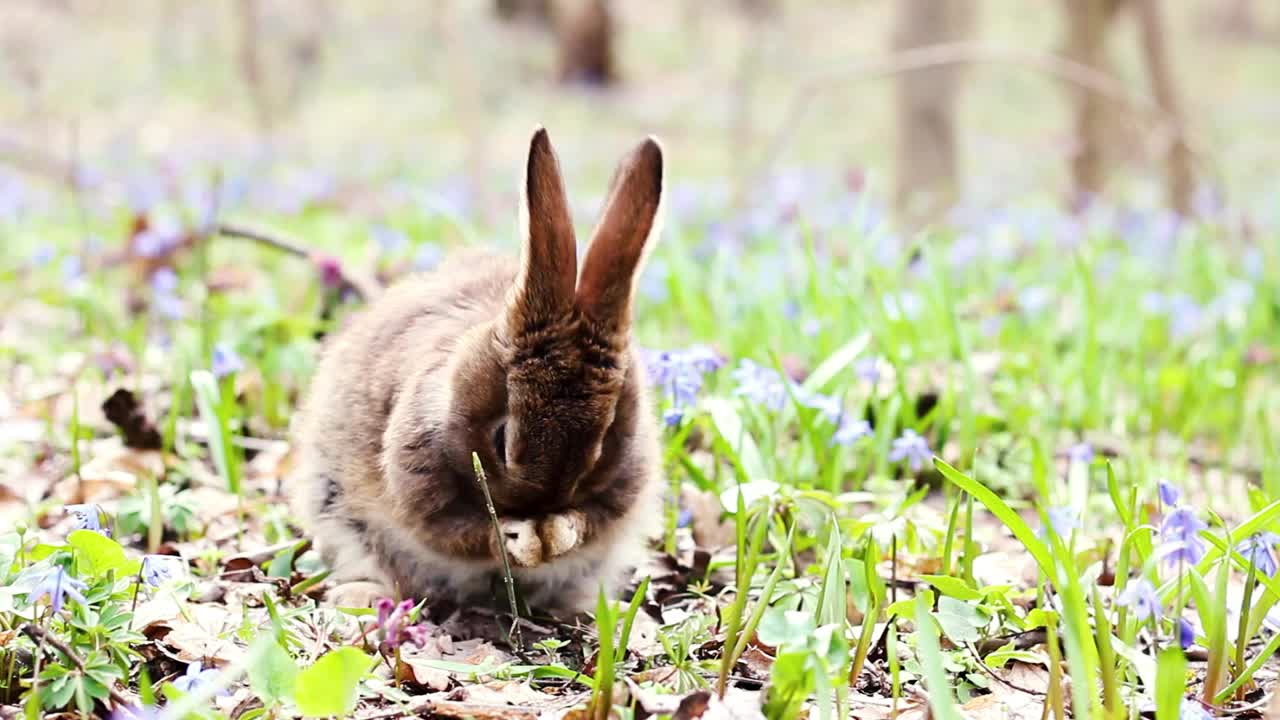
440,126,663,514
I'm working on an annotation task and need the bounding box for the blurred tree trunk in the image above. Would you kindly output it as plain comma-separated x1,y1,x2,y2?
236,0,273,130
892,0,974,224
1134,0,1193,214
556,0,616,87
1061,0,1126,210
495,0,554,26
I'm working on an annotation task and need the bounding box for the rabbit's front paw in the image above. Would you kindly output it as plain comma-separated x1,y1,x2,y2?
539,511,584,559
497,518,544,568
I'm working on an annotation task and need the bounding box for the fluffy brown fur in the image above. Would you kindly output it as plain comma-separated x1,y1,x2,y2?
290,127,665,614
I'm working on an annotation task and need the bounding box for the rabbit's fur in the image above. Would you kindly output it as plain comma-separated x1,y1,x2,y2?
291,127,665,613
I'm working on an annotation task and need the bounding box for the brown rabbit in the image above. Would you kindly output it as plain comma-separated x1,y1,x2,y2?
291,126,665,614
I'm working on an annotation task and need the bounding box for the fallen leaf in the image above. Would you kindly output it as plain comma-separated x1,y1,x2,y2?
101,388,162,450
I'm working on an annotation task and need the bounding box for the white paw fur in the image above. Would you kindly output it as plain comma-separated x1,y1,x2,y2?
501,518,543,568
541,511,584,559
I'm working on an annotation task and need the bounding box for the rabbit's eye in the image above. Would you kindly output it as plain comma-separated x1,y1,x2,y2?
492,423,507,464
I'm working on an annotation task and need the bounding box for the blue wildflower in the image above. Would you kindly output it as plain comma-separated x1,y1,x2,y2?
211,343,244,379
1039,507,1080,540
415,245,444,271
732,359,788,411
31,245,55,266
150,267,179,294
1158,480,1181,507
645,346,724,425
133,227,180,259
1067,443,1093,465
1159,507,1208,567
1237,533,1280,577
1115,578,1161,621
172,661,229,697
677,508,693,528
888,429,932,472
111,703,166,720
831,417,872,447
28,567,88,614
142,555,184,587
65,504,109,536
371,225,408,253
153,292,186,321
60,255,84,282
855,357,881,385
1178,617,1195,649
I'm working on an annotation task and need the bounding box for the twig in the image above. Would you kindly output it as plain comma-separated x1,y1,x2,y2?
472,452,524,650
742,41,1218,208
20,623,132,708
214,221,380,301
964,642,1047,697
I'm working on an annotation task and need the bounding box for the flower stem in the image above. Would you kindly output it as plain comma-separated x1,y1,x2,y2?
1234,557,1258,697
472,452,523,650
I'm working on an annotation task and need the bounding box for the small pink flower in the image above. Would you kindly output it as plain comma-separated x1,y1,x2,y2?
312,253,344,289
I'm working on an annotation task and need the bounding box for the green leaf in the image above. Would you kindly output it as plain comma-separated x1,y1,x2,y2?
248,640,299,706
1155,646,1187,720
801,332,870,392
191,369,242,493
706,397,769,483
758,607,815,650
932,596,987,644
934,459,1055,578
293,647,375,717
914,590,963,720
919,574,983,602
68,530,129,576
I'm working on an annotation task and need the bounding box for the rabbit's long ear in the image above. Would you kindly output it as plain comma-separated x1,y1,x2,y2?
511,126,578,324
576,136,664,330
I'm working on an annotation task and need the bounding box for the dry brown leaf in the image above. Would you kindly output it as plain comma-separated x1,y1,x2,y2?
54,437,165,504
158,602,247,665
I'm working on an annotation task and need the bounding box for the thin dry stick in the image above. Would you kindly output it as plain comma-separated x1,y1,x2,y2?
472,452,524,650
742,41,1219,208
215,221,379,301
20,623,132,708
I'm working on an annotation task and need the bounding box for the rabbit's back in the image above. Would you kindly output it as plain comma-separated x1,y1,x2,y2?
290,250,517,590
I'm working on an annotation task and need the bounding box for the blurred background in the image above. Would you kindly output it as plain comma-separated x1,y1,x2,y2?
3,0,1279,237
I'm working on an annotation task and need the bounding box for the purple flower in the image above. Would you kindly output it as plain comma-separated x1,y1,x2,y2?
415,245,444,271
1178,617,1195,649
111,704,165,720
31,245,55,266
313,254,345,289
60,256,84,282
210,343,243,379
1237,533,1280,577
371,225,408,253
677,508,693,528
133,221,182,259
172,661,229,697
142,555,184,587
1067,443,1093,465
645,345,725,425
1115,579,1161,621
28,567,88,614
153,292,186,321
831,417,872,447
888,429,932,472
1158,480,1181,507
65,504,109,536
150,267,178,294
1038,507,1080,540
732,359,788,411
374,598,430,650
854,358,881,385
1159,507,1208,567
